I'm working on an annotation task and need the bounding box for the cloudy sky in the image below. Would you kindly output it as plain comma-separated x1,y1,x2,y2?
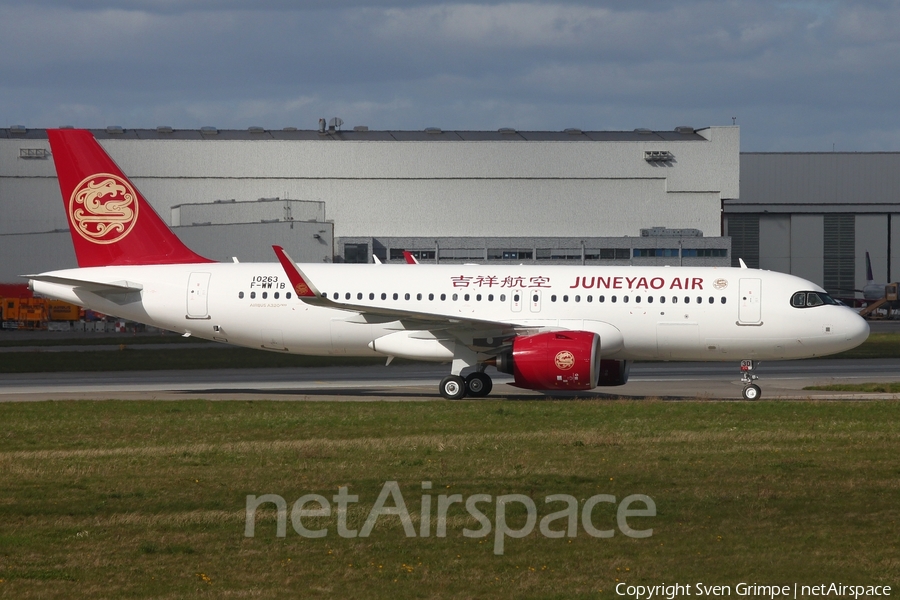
1,1,898,151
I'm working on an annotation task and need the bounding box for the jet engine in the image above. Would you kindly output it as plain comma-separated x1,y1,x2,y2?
495,331,601,391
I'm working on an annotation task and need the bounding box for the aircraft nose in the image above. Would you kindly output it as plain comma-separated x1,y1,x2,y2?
842,310,870,350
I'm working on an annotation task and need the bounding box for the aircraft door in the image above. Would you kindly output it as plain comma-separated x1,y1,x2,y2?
529,289,542,313
511,290,523,312
186,272,211,319
738,278,762,324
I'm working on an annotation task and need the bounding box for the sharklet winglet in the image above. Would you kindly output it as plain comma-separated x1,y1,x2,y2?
272,245,321,298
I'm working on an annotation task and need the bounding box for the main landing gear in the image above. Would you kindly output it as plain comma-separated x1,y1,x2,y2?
439,370,493,400
740,359,761,400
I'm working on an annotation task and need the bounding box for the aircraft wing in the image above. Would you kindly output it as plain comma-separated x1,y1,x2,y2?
273,246,543,350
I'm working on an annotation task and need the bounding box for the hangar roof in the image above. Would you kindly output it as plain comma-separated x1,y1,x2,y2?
0,126,708,142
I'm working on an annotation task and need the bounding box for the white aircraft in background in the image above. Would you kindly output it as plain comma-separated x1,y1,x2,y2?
28,130,869,400
862,251,892,302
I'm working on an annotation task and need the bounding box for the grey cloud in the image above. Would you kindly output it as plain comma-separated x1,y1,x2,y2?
1,1,899,150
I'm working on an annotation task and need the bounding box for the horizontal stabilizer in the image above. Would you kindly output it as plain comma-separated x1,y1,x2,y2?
26,274,143,293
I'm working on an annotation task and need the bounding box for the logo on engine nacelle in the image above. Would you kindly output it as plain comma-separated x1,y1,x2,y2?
554,350,576,370
68,173,139,245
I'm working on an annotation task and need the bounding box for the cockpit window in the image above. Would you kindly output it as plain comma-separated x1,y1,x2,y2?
791,291,839,308
806,292,824,307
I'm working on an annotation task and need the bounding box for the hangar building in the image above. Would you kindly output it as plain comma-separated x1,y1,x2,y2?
0,125,737,283
725,152,900,299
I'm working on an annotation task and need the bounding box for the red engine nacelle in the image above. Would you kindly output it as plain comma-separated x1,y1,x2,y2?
597,359,630,386
495,331,601,391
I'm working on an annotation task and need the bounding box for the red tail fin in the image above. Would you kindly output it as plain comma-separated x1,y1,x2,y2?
47,129,212,267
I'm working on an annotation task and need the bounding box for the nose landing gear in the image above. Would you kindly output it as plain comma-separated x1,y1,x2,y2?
740,359,761,400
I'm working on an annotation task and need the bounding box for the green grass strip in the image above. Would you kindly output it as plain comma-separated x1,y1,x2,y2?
0,400,897,598
804,382,900,393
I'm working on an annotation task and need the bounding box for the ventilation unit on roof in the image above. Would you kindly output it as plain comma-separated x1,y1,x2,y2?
157,125,173,134
283,127,298,132
248,126,265,133
200,126,218,135
424,127,442,134
353,125,369,132
20,148,50,159
106,125,124,134
564,128,582,134
329,118,343,132
644,150,674,162
9,125,26,135
634,128,652,134
498,127,517,134
674,126,694,134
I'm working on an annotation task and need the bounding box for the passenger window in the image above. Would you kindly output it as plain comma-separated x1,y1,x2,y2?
441,293,446,301
697,296,702,304
623,296,629,303
274,292,280,299
286,292,292,299
599,295,605,302
720,297,726,304
708,297,714,304
464,294,470,301
250,292,256,299
239,291,244,299
684,297,690,304
635,296,641,304
488,294,494,301
551,295,557,302
262,292,268,299
369,293,375,300
672,297,677,304
429,293,434,301
381,293,387,300
405,293,410,300
452,293,458,301
357,293,363,300
500,294,506,302
611,296,617,303
587,295,592,302
563,295,569,302
660,296,665,304
393,293,398,300
647,296,653,303
345,292,351,300
575,295,581,302
476,294,482,301
417,293,422,300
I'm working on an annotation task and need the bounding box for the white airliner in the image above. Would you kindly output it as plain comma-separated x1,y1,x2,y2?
28,130,869,400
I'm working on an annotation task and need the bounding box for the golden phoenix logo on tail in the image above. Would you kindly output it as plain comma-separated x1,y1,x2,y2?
68,173,139,244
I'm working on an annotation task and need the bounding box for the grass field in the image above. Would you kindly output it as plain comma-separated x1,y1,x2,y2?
1,400,898,598
805,382,900,393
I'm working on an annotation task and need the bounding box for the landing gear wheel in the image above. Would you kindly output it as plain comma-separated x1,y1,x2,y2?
742,384,761,400
465,372,493,397
439,375,467,400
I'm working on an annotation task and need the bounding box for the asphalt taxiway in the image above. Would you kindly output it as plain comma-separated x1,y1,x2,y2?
1,359,898,401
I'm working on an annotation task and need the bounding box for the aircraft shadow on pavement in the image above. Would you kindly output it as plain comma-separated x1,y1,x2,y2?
173,387,688,401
